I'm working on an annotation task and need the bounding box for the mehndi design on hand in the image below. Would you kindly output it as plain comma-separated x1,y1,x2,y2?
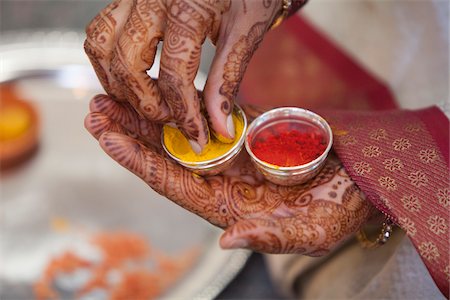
85,0,282,152
85,95,375,255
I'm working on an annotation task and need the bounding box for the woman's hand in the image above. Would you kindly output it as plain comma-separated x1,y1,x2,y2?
84,0,281,153
85,94,375,255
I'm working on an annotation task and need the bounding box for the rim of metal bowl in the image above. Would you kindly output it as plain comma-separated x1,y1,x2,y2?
161,104,247,166
244,107,333,171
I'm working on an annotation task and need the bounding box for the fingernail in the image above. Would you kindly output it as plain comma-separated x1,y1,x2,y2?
227,114,235,139
223,238,249,249
166,122,177,128
188,139,202,154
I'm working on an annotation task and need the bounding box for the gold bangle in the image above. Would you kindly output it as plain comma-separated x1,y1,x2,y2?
270,0,292,30
356,217,394,249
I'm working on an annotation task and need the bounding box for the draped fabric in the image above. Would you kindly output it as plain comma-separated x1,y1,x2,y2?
240,16,397,111
240,14,449,297
323,107,449,297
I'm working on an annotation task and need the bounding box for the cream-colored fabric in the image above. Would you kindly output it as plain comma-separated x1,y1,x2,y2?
302,0,449,109
265,232,444,299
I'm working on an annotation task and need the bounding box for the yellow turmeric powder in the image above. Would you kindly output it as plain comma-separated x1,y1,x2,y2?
163,111,244,162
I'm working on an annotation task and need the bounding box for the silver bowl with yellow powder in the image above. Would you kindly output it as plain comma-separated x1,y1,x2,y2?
162,105,247,176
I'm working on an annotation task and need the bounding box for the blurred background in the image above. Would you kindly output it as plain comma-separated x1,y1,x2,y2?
1,1,448,299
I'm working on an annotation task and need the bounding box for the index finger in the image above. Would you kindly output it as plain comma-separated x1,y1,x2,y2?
158,0,217,153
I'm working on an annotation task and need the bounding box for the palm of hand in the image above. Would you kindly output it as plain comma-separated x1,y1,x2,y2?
85,95,373,255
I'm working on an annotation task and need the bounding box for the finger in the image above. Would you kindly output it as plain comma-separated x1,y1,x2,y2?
219,217,327,255
98,131,217,220
84,112,128,140
110,1,170,121
84,0,132,100
158,0,213,153
220,218,291,253
89,94,162,145
203,17,272,142
85,110,161,150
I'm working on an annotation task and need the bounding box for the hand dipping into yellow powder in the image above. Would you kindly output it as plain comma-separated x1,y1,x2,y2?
163,110,244,163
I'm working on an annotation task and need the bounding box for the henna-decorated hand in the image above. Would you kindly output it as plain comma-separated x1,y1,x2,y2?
85,0,281,153
85,94,375,255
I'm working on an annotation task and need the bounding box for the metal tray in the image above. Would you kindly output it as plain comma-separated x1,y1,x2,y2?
0,30,250,300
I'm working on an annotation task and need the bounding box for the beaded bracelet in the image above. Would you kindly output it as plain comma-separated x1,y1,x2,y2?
271,0,308,30
356,217,394,249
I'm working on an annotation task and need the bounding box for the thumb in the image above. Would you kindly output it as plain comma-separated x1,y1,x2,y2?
204,21,270,142
220,218,287,254
219,217,331,256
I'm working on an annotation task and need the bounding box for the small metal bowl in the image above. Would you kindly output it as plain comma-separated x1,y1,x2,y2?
162,105,247,176
245,107,333,186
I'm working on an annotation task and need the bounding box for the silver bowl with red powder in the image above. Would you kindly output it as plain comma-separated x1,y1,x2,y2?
244,107,333,186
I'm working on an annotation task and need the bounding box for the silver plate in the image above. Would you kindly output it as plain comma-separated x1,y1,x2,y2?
0,31,250,300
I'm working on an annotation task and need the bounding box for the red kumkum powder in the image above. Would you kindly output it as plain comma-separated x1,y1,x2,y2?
251,123,327,167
